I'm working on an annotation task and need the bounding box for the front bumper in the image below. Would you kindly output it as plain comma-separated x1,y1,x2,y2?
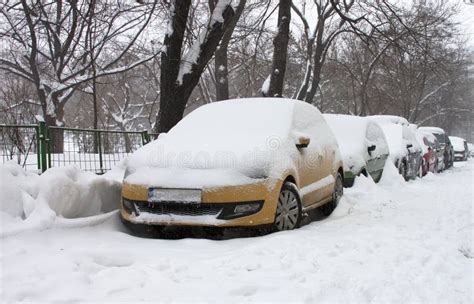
120,180,282,227
454,153,466,161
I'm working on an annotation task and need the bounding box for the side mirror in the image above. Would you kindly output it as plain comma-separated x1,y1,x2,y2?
367,145,376,155
296,136,310,149
406,144,413,149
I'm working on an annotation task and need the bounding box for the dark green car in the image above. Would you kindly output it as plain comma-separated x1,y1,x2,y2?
324,114,390,187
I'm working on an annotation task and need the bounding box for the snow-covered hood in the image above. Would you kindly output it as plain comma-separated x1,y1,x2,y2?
124,167,261,189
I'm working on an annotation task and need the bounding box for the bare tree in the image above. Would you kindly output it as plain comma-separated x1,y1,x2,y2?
262,0,291,97
0,0,159,129
155,0,236,133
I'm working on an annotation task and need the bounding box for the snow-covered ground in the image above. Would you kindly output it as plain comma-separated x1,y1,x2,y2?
0,161,473,302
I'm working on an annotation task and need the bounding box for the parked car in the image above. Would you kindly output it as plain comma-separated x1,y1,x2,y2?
323,114,389,187
418,127,454,169
449,136,469,161
370,116,423,181
416,130,439,175
120,98,344,233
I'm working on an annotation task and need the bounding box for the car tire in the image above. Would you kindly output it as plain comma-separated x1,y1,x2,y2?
399,160,408,181
273,182,302,231
319,172,343,217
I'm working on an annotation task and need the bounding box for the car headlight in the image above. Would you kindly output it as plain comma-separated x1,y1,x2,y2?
122,198,135,214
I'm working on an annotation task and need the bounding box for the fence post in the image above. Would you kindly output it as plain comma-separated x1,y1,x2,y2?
97,130,104,174
38,122,48,173
142,131,150,145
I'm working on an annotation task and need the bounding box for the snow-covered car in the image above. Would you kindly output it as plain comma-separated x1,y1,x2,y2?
370,116,422,180
323,114,389,187
449,136,469,161
416,130,439,175
120,98,344,233
418,127,454,169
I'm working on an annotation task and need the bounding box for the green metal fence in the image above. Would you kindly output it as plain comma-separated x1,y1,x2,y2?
0,123,153,174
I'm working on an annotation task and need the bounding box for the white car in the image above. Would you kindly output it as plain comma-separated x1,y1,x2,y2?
449,136,469,161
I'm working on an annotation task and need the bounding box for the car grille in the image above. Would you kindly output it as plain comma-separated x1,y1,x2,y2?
134,201,222,217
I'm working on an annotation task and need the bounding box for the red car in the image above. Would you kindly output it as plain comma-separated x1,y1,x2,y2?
416,130,439,176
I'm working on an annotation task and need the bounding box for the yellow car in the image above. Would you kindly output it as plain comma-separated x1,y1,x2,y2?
121,98,343,232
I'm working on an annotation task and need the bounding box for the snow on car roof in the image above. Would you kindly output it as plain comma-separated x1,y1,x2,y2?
418,126,445,135
126,98,306,187
370,115,410,126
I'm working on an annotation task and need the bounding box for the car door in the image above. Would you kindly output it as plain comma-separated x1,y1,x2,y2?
292,103,335,207
365,121,389,182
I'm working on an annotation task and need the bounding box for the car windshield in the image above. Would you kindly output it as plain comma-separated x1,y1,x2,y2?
167,98,293,153
434,133,445,144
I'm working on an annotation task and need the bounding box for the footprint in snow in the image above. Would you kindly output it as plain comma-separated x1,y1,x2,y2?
458,246,473,259
92,254,134,268
229,285,258,297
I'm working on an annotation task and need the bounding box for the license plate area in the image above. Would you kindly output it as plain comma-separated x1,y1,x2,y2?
148,188,202,204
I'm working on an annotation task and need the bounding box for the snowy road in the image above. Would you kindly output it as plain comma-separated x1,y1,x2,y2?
1,161,473,303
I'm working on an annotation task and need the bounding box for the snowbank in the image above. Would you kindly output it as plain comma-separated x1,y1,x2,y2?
0,162,123,236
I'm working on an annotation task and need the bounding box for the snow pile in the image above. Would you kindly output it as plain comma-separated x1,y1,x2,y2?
378,158,406,187
0,163,123,236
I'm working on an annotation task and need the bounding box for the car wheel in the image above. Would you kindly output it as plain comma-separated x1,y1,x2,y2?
319,172,343,217
399,161,408,181
273,182,302,231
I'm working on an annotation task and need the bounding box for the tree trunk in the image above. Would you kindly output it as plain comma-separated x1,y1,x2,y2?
44,97,65,154
214,0,246,101
265,0,292,97
156,1,235,133
155,0,192,133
